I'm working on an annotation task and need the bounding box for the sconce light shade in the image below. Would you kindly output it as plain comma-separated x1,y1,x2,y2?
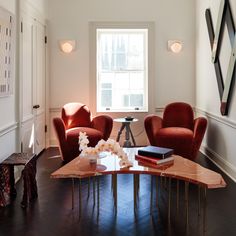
59,40,76,53
168,40,183,53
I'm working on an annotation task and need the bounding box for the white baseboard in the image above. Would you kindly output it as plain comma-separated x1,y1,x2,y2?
200,145,236,183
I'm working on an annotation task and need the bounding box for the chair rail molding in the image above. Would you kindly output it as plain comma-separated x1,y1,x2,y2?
49,107,61,113
0,122,18,137
195,107,236,129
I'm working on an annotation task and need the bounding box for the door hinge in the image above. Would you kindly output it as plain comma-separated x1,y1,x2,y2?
45,125,47,133
21,22,23,33
45,36,47,44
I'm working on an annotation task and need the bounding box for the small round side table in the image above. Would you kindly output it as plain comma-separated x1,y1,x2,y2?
114,118,138,147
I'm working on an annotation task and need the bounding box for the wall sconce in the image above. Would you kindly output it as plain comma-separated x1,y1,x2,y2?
59,40,76,53
168,40,183,53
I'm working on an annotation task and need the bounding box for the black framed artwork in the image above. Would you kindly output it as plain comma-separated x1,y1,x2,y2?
205,0,236,116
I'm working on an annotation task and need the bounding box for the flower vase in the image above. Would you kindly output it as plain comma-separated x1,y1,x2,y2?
88,154,98,164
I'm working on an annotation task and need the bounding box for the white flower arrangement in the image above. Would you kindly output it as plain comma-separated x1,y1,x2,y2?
78,132,133,168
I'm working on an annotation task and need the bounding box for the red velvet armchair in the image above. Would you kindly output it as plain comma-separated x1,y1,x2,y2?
144,102,207,160
53,103,113,162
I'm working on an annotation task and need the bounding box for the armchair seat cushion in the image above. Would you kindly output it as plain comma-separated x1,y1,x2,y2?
156,127,193,158
66,127,103,148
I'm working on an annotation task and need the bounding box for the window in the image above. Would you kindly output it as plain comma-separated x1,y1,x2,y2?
96,28,148,112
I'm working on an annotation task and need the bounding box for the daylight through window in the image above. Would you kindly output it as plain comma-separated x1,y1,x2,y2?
96,29,148,112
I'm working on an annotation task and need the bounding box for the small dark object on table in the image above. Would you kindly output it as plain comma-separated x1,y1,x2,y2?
125,116,134,121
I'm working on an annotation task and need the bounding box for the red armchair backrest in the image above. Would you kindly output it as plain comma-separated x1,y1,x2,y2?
162,102,194,130
61,103,91,129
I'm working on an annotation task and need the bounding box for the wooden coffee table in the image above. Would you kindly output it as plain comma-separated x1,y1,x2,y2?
51,148,226,230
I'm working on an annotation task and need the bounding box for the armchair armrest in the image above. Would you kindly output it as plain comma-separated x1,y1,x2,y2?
191,117,207,160
144,115,163,146
53,117,70,161
53,117,66,142
91,115,113,140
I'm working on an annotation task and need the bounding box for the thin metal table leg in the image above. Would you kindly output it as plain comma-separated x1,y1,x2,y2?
168,178,172,225
203,187,207,234
111,174,114,192
112,174,117,211
79,178,82,216
150,176,153,214
97,176,100,215
87,177,90,199
137,174,140,192
198,185,201,216
176,179,179,212
71,178,74,210
185,182,189,233
93,177,96,206
133,174,137,213
156,176,158,208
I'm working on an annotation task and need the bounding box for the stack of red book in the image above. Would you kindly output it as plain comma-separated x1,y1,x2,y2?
135,146,174,168
135,154,174,168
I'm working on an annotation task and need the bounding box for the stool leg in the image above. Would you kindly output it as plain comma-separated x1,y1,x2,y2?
128,125,136,146
124,123,131,147
116,124,126,142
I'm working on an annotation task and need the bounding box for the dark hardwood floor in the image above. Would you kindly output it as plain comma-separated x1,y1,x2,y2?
0,147,235,236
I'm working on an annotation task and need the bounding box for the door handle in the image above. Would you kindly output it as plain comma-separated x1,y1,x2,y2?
33,105,40,109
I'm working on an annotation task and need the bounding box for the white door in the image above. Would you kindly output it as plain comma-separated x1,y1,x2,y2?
33,21,46,154
21,14,46,155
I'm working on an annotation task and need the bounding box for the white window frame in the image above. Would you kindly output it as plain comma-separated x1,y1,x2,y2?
89,22,155,114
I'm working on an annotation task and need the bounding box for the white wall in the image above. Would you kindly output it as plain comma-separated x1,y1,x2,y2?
48,0,196,146
0,0,17,162
196,0,236,180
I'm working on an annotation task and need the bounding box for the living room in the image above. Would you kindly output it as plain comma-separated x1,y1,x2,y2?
0,0,236,235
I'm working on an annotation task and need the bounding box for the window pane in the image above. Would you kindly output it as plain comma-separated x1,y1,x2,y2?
130,72,144,90
130,94,143,107
101,89,112,107
115,72,129,89
97,28,148,112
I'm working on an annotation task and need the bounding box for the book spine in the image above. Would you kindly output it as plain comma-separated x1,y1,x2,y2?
135,155,159,164
135,155,174,165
